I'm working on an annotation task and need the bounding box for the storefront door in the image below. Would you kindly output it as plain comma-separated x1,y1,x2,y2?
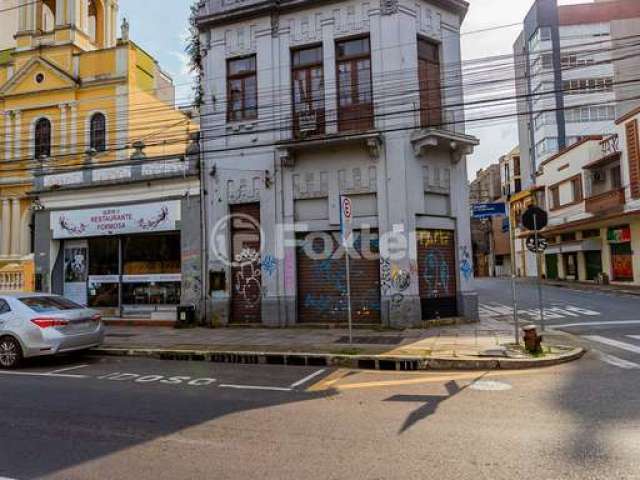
564,253,578,280
230,204,262,324
417,229,457,320
86,233,182,315
611,243,634,282
585,251,603,281
545,254,558,280
609,226,633,282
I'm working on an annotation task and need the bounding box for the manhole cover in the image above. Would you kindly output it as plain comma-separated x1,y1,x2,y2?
335,336,405,345
469,380,512,391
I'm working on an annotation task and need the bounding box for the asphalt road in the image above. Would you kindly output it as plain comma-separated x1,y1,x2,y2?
477,277,640,370
2,279,640,479
1,347,640,479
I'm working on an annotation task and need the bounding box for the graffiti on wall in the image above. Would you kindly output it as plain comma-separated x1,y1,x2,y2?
381,258,411,309
261,254,276,278
234,248,263,305
423,251,450,297
459,246,473,282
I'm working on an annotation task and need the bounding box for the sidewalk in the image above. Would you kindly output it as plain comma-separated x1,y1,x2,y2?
95,317,584,370
543,279,640,296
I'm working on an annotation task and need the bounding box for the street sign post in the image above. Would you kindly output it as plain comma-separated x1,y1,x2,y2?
473,201,519,344
521,205,548,332
472,202,507,219
340,196,354,345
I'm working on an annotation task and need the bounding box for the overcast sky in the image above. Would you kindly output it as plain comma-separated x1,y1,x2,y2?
118,0,594,179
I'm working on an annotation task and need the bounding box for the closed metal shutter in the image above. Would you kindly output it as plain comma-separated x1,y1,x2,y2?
230,203,262,324
417,229,457,319
297,231,380,324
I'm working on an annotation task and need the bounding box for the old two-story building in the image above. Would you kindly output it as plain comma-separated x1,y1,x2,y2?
535,120,640,284
0,0,201,320
197,0,479,328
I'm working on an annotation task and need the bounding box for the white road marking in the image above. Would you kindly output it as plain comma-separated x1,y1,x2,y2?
597,352,640,369
290,369,327,388
627,335,640,341
48,364,90,375
0,371,88,379
480,303,601,321
553,320,640,329
219,384,293,392
583,336,640,355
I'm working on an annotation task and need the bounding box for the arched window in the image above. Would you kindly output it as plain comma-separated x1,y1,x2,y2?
90,113,106,152
34,118,51,159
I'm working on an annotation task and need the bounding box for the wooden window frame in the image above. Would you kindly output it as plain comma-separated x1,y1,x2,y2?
90,113,107,152
336,35,373,132
547,174,584,211
227,55,257,123
418,36,442,129
291,44,325,138
34,117,52,159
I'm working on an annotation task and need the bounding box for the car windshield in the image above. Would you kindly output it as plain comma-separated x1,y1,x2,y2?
19,296,84,313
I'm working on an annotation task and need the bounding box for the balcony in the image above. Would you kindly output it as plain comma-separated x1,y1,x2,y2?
585,188,626,215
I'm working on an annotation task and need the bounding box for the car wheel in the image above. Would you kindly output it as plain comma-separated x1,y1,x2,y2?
0,336,23,369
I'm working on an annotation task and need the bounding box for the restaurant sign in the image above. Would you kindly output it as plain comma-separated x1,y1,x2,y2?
52,201,181,239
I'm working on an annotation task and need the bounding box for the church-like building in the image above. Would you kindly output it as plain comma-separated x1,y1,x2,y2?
0,1,200,320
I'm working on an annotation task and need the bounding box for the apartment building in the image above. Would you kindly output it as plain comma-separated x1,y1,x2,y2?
534,106,640,284
196,0,479,327
514,0,640,181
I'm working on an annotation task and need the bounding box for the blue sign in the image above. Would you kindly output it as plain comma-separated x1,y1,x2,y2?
472,202,507,219
502,217,510,233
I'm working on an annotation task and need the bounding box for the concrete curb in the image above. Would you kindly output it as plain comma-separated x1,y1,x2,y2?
89,345,585,371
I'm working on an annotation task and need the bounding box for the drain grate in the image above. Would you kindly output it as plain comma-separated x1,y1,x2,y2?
105,333,138,338
335,336,405,345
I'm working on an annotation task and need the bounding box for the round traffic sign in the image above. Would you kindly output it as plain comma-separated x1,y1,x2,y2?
342,197,353,219
526,235,548,253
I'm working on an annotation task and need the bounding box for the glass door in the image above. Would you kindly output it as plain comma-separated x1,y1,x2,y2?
88,237,119,308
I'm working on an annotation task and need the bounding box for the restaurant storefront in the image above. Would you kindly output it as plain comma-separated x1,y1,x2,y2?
36,197,203,320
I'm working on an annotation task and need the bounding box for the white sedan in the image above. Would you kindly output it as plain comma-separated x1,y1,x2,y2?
0,294,104,369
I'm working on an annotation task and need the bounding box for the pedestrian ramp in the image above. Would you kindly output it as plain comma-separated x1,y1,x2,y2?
583,335,640,369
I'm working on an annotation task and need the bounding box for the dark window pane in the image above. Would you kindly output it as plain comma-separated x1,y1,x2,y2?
35,118,51,159
293,46,322,66
89,237,118,275
90,113,106,152
123,233,181,275
337,37,370,59
228,56,256,75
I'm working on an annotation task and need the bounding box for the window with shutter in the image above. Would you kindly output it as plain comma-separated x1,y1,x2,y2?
626,119,640,199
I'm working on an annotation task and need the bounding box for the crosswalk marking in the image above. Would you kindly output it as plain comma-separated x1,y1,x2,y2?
479,303,601,321
583,336,640,355
597,352,640,370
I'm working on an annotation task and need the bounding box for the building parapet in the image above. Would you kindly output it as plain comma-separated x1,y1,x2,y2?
32,155,199,194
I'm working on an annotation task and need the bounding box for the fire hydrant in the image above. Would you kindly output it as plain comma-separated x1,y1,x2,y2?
522,325,543,354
